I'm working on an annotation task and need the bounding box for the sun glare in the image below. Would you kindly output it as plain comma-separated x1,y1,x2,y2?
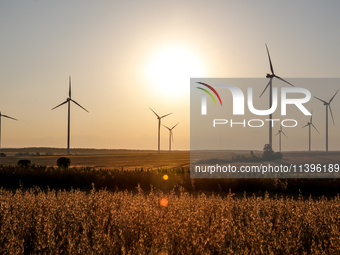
146,46,205,97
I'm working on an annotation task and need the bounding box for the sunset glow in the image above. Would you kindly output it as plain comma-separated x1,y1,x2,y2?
146,46,205,97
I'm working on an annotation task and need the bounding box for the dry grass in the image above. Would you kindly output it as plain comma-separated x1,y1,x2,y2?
1,187,340,254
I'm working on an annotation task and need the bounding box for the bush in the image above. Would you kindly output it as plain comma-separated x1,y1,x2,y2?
57,157,71,168
18,159,31,167
0,153,6,157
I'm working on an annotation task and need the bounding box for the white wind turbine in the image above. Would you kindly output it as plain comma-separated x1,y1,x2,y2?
302,110,319,152
275,125,287,152
0,111,17,157
314,90,338,152
150,108,172,153
163,123,179,152
260,44,294,149
52,76,89,155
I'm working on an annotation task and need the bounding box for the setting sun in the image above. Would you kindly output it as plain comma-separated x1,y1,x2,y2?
146,46,205,97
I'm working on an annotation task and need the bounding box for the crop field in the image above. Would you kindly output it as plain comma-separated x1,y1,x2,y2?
1,187,340,254
1,149,340,253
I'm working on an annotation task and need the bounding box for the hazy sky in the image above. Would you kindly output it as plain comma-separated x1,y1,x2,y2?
1,0,340,151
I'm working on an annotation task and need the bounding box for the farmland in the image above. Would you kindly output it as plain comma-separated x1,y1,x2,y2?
1,149,340,253
1,187,340,254
1,148,339,169
0,148,191,170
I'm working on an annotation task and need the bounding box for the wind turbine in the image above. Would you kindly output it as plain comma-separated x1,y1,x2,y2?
52,76,89,155
0,111,17,157
275,125,288,152
149,108,172,153
314,90,338,152
260,44,294,149
163,123,179,152
302,110,319,152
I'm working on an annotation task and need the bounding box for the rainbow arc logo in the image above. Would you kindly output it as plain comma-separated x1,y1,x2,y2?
196,82,222,106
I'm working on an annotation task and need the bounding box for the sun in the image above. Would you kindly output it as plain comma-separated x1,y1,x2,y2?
146,46,205,97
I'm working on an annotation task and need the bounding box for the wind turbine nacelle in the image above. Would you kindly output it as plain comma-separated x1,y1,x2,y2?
201,85,312,116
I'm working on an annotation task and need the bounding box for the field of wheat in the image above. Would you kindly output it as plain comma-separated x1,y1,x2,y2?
0,186,339,254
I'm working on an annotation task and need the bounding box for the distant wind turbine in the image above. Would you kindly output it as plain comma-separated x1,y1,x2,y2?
260,44,294,149
52,76,89,155
163,123,179,152
150,108,172,153
314,90,338,152
0,111,17,157
275,125,287,152
302,110,319,152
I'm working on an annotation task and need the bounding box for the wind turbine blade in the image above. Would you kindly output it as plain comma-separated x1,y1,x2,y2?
329,89,339,103
313,96,327,104
311,123,320,134
274,76,294,87
310,109,313,123
162,124,171,131
259,79,271,98
160,112,172,119
71,99,89,113
301,124,309,128
329,105,335,125
171,123,179,129
149,107,160,118
275,132,280,136
282,131,288,138
265,44,274,74
51,100,68,110
1,115,18,121
69,76,71,98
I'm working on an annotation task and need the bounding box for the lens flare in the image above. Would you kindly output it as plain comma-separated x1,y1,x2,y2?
160,198,168,207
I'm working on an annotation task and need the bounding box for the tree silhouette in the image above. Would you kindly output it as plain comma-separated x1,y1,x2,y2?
262,144,274,160
57,157,71,168
18,159,31,167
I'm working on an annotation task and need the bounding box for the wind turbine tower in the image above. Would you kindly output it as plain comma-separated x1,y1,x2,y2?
314,90,338,152
275,125,288,152
260,44,294,148
52,76,89,155
302,110,319,152
163,123,179,152
150,108,172,153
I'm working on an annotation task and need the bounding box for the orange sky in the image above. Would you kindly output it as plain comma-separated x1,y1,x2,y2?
1,1,340,151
